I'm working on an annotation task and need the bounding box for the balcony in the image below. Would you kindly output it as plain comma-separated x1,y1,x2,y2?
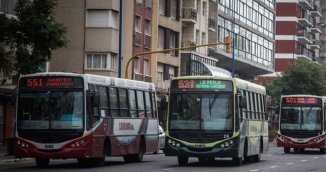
296,45,314,61
133,72,152,83
309,39,321,49
182,8,197,24
310,24,321,33
208,17,217,32
298,13,313,27
297,30,313,45
298,0,314,10
310,5,322,17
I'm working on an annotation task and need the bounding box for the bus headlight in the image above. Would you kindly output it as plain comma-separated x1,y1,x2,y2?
220,144,225,148
225,142,229,147
176,143,180,148
168,139,172,144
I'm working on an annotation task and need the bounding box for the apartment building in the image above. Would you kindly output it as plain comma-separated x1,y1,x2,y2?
180,0,275,79
274,0,322,73
320,0,326,65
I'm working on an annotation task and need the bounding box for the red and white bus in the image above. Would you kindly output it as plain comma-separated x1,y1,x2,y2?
14,72,159,167
277,95,326,154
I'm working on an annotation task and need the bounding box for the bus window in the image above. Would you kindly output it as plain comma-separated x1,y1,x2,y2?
87,84,100,129
137,91,145,118
145,92,153,118
109,87,119,117
98,86,109,117
128,90,137,118
119,88,130,117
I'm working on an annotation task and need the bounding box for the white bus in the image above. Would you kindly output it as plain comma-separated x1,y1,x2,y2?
165,75,268,166
15,72,159,167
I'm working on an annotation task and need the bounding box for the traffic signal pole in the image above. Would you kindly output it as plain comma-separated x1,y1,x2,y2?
124,41,232,79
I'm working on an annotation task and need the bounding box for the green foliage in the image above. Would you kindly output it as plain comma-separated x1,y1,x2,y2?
0,0,67,75
265,60,326,105
0,14,15,77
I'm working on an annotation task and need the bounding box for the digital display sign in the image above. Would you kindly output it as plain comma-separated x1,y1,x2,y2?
20,76,83,89
282,97,320,105
171,79,232,91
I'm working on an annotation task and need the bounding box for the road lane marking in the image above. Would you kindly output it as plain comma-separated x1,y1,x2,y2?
163,168,174,171
266,154,272,156
301,160,307,162
270,166,278,168
313,157,319,159
286,162,293,165
251,169,261,172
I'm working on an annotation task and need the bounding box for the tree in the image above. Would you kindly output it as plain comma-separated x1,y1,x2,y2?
0,14,15,77
265,60,326,105
11,0,67,74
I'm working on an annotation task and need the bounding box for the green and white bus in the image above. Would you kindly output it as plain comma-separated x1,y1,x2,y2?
164,75,268,166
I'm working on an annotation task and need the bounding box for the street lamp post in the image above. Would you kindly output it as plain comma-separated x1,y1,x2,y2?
124,41,231,79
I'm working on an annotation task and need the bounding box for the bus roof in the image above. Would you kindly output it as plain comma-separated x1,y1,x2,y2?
172,75,266,95
20,72,155,92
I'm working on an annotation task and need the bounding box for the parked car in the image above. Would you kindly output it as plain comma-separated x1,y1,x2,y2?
158,125,165,152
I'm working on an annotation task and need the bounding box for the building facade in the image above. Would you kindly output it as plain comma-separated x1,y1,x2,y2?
320,0,326,65
275,0,322,72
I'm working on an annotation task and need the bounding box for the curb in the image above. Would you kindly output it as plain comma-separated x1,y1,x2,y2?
0,157,32,164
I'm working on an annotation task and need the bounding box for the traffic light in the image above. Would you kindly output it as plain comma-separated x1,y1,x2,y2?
224,36,231,53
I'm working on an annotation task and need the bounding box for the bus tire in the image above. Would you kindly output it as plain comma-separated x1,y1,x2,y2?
178,156,188,166
252,153,261,162
232,156,243,166
284,147,290,153
35,158,50,168
133,138,145,162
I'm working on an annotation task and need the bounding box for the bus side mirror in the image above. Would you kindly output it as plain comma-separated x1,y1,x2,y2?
240,96,247,109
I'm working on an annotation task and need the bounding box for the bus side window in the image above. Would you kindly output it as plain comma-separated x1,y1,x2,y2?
145,92,153,118
152,93,157,118
119,88,130,117
98,86,109,117
137,90,145,118
128,90,137,118
86,84,100,130
109,87,119,117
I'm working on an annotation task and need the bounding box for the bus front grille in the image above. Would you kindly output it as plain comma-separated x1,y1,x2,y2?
18,131,83,143
169,131,230,143
281,130,319,139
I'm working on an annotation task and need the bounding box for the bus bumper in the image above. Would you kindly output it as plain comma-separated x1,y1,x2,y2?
164,144,239,158
276,134,326,149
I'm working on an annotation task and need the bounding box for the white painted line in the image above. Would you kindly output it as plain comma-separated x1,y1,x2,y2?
251,169,261,172
270,166,278,168
301,160,307,162
163,168,174,171
266,154,272,156
313,157,319,159
286,162,293,165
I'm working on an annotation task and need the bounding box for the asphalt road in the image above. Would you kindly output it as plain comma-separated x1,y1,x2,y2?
0,143,325,172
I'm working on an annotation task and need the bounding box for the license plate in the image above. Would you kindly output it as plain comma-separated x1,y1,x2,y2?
44,144,54,149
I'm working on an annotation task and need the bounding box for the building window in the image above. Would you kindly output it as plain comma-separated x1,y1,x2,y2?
202,1,206,16
86,53,117,70
136,0,142,4
134,16,142,46
0,0,16,15
157,63,164,81
159,0,166,15
169,66,175,78
86,9,118,28
133,57,140,73
171,0,177,19
169,31,176,55
144,59,150,76
145,0,152,8
158,27,165,49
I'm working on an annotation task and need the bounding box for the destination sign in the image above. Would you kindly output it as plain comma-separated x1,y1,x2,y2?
171,79,232,91
20,76,83,89
282,97,320,105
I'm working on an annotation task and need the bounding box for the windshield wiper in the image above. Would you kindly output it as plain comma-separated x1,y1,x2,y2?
209,94,218,116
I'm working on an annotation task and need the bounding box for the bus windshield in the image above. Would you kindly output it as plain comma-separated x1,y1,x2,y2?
169,92,233,131
280,106,322,131
17,91,83,130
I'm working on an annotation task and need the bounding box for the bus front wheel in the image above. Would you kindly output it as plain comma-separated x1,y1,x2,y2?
232,156,243,166
284,147,290,153
35,158,50,168
178,156,188,166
